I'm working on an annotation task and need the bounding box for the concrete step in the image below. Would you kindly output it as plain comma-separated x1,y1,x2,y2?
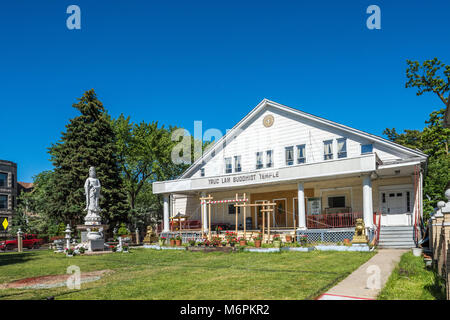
380,227,414,231
378,245,415,249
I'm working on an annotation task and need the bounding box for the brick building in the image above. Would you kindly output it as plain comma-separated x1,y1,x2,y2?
0,160,17,238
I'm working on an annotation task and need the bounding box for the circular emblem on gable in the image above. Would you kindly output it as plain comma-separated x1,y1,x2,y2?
263,115,274,127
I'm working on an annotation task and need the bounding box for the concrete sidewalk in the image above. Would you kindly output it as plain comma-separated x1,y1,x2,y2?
317,249,407,300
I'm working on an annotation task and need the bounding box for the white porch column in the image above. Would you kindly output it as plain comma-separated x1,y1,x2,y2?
297,182,306,230
163,195,170,232
201,192,208,233
362,175,374,228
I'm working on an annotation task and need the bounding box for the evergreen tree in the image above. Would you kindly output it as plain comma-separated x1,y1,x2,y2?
48,89,129,226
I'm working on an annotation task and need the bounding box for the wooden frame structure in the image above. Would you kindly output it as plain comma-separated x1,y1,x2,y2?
199,193,248,240
235,200,276,243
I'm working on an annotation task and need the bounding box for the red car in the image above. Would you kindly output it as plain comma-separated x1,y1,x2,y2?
0,233,44,251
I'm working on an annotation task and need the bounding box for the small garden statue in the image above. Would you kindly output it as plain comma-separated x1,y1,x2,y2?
143,225,158,244
351,218,368,244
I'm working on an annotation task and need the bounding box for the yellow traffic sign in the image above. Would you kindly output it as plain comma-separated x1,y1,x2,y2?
2,218,8,230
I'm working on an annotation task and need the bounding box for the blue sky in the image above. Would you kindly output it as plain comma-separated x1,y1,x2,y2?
1,0,449,182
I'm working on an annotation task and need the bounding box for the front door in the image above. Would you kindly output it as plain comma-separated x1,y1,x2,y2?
273,199,287,227
380,190,412,226
254,200,265,229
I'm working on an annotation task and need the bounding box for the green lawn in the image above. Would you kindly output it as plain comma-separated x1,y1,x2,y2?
378,252,445,300
0,248,375,300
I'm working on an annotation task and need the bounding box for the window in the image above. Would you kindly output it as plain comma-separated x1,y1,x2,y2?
361,144,373,154
0,195,7,209
200,168,205,177
225,157,232,174
285,146,294,165
256,152,263,169
266,150,273,168
0,173,7,188
328,196,345,208
234,156,242,172
297,144,306,164
323,140,333,160
228,204,240,214
337,138,347,158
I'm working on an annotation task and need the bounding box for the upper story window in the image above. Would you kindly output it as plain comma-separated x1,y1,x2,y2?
323,140,333,160
200,168,205,177
256,152,263,169
297,144,306,164
337,138,347,159
234,156,242,172
225,157,232,174
361,144,373,154
285,146,294,166
0,173,7,188
266,150,273,168
0,195,7,209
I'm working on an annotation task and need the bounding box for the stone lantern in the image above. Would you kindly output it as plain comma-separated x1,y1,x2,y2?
65,224,72,250
17,228,23,253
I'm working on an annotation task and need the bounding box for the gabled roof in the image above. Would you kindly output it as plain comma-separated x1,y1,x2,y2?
180,99,427,179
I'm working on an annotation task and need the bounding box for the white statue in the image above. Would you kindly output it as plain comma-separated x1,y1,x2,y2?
84,166,102,225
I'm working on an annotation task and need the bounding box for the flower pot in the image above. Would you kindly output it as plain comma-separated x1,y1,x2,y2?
254,240,262,248
273,240,281,248
412,247,423,257
170,239,175,246
239,240,246,246
175,239,182,246
285,235,292,243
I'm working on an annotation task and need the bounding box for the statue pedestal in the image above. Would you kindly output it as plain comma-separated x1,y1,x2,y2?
76,224,109,252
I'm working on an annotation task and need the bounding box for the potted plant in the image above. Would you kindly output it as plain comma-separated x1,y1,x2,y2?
159,236,166,247
111,245,117,252
285,234,293,243
170,237,176,246
122,245,129,253
238,237,246,246
253,233,262,248
79,246,85,254
272,234,281,248
299,235,308,247
188,239,196,247
175,235,182,246
66,248,74,257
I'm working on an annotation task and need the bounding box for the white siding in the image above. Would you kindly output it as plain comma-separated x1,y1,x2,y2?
189,105,408,178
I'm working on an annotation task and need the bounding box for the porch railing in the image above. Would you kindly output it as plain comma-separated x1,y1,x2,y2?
306,212,363,229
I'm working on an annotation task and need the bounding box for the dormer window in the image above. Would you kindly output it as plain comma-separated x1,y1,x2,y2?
256,152,263,169
361,144,373,154
297,144,306,164
285,146,294,166
225,157,232,174
324,140,333,160
266,150,273,168
337,138,347,159
234,156,242,172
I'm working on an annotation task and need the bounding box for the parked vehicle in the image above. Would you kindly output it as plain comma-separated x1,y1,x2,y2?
0,234,44,251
